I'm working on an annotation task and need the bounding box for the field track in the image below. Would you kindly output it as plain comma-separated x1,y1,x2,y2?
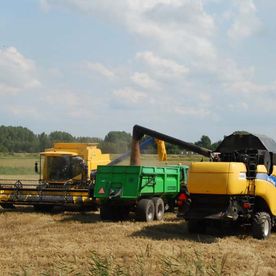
0,208,276,275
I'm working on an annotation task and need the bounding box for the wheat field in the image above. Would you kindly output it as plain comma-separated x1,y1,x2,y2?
0,154,276,275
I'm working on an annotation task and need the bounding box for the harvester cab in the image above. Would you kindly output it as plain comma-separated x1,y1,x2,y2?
213,132,276,178
40,143,111,186
130,125,276,239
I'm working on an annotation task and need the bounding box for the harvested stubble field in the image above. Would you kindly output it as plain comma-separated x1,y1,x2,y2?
0,154,276,275
1,209,276,275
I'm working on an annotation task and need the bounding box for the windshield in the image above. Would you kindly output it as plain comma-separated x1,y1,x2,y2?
46,156,85,181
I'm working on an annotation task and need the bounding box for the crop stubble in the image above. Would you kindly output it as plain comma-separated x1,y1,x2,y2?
0,209,276,275
0,154,276,275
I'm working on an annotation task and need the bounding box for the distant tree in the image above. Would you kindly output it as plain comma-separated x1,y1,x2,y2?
211,140,222,151
0,125,39,152
195,135,212,149
101,131,132,153
0,144,8,152
104,131,131,143
76,136,103,143
48,131,74,143
38,132,51,151
0,125,227,155
165,143,183,154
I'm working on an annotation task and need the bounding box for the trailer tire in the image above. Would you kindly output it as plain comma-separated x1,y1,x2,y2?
252,212,271,239
100,204,129,221
136,199,155,222
117,206,130,221
100,204,114,221
153,197,164,221
187,219,206,234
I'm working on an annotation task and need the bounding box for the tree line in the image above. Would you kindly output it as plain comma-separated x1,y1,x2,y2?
0,125,221,154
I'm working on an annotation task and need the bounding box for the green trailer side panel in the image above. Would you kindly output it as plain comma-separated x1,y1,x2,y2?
140,166,181,195
95,166,141,199
94,165,189,200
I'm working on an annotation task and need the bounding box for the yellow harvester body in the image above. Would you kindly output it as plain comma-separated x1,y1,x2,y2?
0,143,110,209
187,162,276,217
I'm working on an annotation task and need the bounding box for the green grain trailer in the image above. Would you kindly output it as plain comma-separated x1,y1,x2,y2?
94,165,188,221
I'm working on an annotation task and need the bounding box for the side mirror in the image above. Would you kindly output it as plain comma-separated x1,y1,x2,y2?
35,162,38,173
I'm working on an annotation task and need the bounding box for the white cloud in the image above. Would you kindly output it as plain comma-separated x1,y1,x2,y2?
136,51,189,77
34,0,276,139
198,93,211,104
224,80,276,94
215,58,276,95
43,88,82,110
0,47,40,95
40,0,50,12
174,105,211,118
47,68,63,78
113,87,147,105
43,0,217,61
228,0,262,40
0,83,19,95
8,105,39,117
217,58,254,83
41,88,101,119
228,102,249,112
126,1,216,60
131,72,160,90
84,62,115,79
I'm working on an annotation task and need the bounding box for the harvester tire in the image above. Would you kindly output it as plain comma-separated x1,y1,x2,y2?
252,212,271,239
33,204,54,212
152,197,164,221
136,199,154,222
0,203,15,209
187,219,206,234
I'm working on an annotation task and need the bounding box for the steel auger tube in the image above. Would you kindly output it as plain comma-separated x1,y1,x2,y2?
130,125,212,165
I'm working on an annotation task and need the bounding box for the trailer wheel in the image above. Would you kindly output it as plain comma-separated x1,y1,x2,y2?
252,212,271,239
117,206,130,221
100,204,129,221
152,197,164,221
136,199,155,222
187,219,206,234
100,204,114,220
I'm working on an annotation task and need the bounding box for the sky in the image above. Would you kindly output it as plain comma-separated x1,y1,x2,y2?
1,0,276,143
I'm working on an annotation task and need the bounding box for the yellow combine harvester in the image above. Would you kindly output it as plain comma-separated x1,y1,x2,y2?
130,125,276,239
0,139,166,211
0,143,110,210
